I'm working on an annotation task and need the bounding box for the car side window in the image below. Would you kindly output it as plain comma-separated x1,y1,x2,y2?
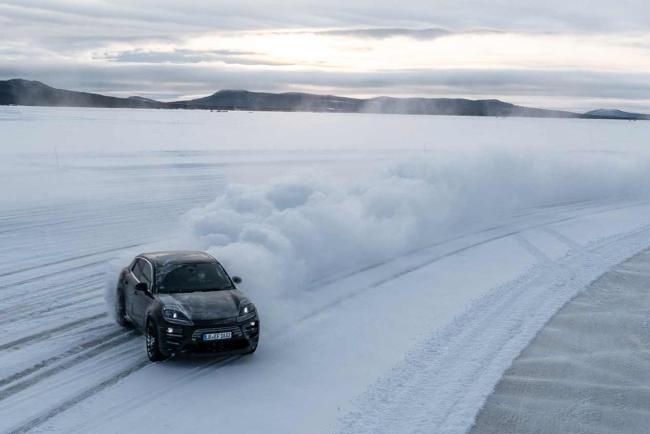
141,260,153,286
131,259,144,282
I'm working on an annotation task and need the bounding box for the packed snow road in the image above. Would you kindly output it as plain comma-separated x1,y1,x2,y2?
2,107,650,433
4,199,650,433
471,247,650,434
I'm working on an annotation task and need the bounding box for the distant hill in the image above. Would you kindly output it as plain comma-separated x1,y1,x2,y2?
583,109,650,120
172,90,578,118
1,78,648,121
359,96,577,118
172,89,362,112
0,79,165,109
127,96,162,104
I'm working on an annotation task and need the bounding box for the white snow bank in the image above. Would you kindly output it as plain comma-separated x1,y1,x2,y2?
180,150,650,307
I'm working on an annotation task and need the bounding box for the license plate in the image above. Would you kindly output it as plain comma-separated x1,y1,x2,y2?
203,331,232,341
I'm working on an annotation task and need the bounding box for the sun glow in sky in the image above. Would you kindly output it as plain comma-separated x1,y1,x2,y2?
184,31,650,73
2,0,650,111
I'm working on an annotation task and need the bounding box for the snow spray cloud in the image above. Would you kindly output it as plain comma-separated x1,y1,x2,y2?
181,150,650,304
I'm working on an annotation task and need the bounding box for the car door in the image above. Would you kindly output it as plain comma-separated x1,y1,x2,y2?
124,259,144,321
131,259,154,327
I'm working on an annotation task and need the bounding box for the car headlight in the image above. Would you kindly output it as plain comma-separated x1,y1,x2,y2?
163,305,192,325
240,303,255,315
238,303,256,320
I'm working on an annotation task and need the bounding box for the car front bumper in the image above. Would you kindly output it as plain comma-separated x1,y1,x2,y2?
158,316,259,356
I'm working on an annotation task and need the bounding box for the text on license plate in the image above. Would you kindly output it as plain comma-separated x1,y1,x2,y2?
203,331,232,341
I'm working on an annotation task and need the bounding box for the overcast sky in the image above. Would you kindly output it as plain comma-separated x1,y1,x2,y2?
1,0,650,111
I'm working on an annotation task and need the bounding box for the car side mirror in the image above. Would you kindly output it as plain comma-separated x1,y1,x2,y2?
232,276,242,284
135,282,149,292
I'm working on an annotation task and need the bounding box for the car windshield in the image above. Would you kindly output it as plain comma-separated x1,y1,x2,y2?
156,262,233,294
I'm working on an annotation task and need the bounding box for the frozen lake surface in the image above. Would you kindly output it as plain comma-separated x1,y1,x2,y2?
2,106,650,433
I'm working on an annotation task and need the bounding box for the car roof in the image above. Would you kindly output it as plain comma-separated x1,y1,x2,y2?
137,251,217,267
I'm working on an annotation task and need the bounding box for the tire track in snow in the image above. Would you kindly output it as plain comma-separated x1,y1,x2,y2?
300,201,647,325
6,297,104,321
0,260,107,290
335,222,650,434
296,229,520,324
60,354,244,433
540,226,582,250
0,193,214,236
0,324,118,388
26,200,648,433
368,200,650,288
301,211,592,323
0,313,107,351
0,242,146,279
0,270,102,306
306,201,595,289
0,279,104,319
0,193,578,355
5,359,150,434
0,330,137,399
7,355,242,434
514,233,553,265
4,200,649,432
308,199,647,291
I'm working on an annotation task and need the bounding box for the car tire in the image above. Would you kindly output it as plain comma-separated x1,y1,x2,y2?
145,319,168,362
114,289,130,327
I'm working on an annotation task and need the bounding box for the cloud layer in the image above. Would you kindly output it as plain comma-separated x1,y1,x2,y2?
2,0,650,111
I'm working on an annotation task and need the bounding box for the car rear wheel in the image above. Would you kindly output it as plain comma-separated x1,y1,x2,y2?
145,320,168,362
114,289,130,327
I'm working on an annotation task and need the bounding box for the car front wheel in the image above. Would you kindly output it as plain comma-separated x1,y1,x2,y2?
145,320,168,362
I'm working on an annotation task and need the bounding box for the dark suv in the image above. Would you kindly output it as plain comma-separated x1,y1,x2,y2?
114,251,259,361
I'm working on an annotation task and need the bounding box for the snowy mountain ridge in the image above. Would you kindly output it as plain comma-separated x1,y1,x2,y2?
2,78,649,120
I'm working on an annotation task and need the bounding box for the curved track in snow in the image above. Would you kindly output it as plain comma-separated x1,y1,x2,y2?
336,218,650,434
3,198,650,433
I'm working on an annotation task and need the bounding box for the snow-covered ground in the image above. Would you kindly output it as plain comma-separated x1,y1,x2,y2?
471,248,650,434
2,106,650,433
